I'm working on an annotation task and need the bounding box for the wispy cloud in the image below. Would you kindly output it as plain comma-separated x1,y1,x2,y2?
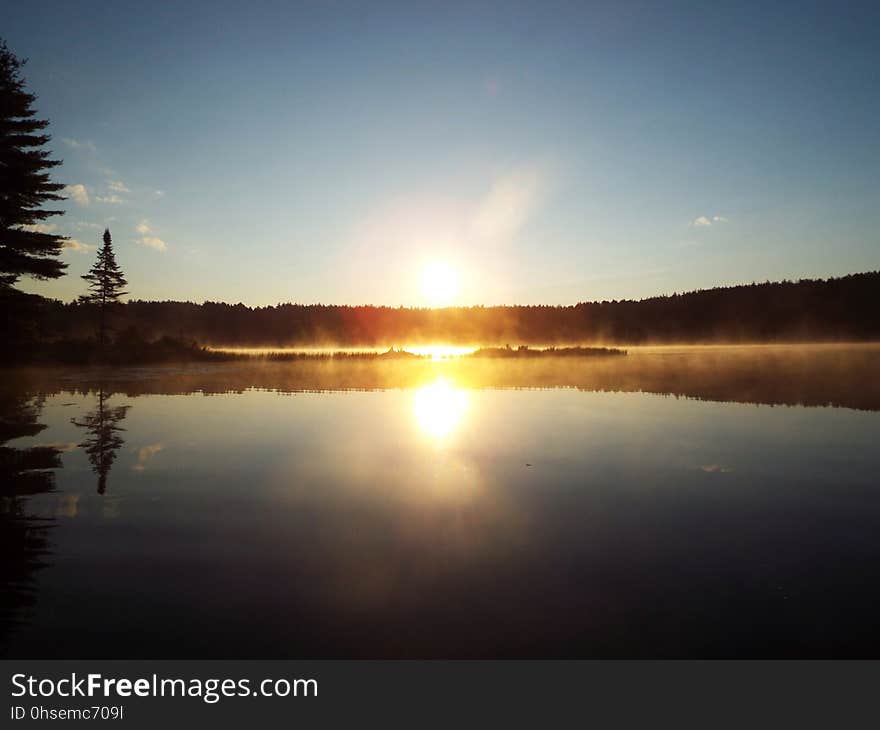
95,193,124,204
140,236,167,251
63,238,93,253
153,189,166,199
60,137,96,153
23,222,91,251
21,223,58,234
74,221,103,231
470,167,547,244
64,184,89,206
39,441,79,453
692,215,729,228
136,220,167,252
90,178,131,205
107,180,131,194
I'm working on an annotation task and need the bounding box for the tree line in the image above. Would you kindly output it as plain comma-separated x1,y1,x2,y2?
39,271,879,346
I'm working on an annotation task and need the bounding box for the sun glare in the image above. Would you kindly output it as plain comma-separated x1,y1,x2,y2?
421,262,459,306
405,344,476,360
413,379,469,440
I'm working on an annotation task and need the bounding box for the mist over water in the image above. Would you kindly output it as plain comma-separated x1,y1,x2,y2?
2,344,880,657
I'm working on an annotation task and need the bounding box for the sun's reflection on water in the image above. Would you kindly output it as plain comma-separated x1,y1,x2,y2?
413,378,469,440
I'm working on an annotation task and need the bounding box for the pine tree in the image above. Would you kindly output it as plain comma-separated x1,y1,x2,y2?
81,228,128,347
0,39,67,293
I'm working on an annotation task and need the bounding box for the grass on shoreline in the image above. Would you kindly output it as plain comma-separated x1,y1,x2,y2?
10,337,627,366
218,345,628,361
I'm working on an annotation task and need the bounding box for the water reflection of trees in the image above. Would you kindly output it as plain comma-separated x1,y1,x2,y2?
71,388,130,495
14,345,880,411
0,392,60,652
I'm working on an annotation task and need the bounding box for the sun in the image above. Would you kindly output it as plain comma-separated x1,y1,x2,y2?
421,262,459,306
413,379,469,440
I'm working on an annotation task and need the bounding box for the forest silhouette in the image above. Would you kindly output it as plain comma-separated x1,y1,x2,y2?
29,270,880,350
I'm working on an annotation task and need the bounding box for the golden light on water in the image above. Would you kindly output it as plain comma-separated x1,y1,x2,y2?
413,379,469,440
421,262,459,306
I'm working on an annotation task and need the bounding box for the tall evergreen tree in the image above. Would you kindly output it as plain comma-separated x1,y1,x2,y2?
81,228,127,347
0,39,67,293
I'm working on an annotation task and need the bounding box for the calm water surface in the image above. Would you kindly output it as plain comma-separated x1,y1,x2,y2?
2,346,879,657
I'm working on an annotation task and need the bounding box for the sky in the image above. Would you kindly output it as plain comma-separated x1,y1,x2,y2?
3,0,879,306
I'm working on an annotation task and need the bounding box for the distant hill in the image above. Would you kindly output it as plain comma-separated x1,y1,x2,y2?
41,271,879,346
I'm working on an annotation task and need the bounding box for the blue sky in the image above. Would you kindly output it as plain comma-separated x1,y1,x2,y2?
3,0,879,306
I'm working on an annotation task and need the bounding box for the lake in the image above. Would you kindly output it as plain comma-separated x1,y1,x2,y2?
2,344,879,657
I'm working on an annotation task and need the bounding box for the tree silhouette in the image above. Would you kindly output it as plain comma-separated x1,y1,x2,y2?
36,271,880,347
0,39,68,351
80,229,127,348
71,388,130,495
